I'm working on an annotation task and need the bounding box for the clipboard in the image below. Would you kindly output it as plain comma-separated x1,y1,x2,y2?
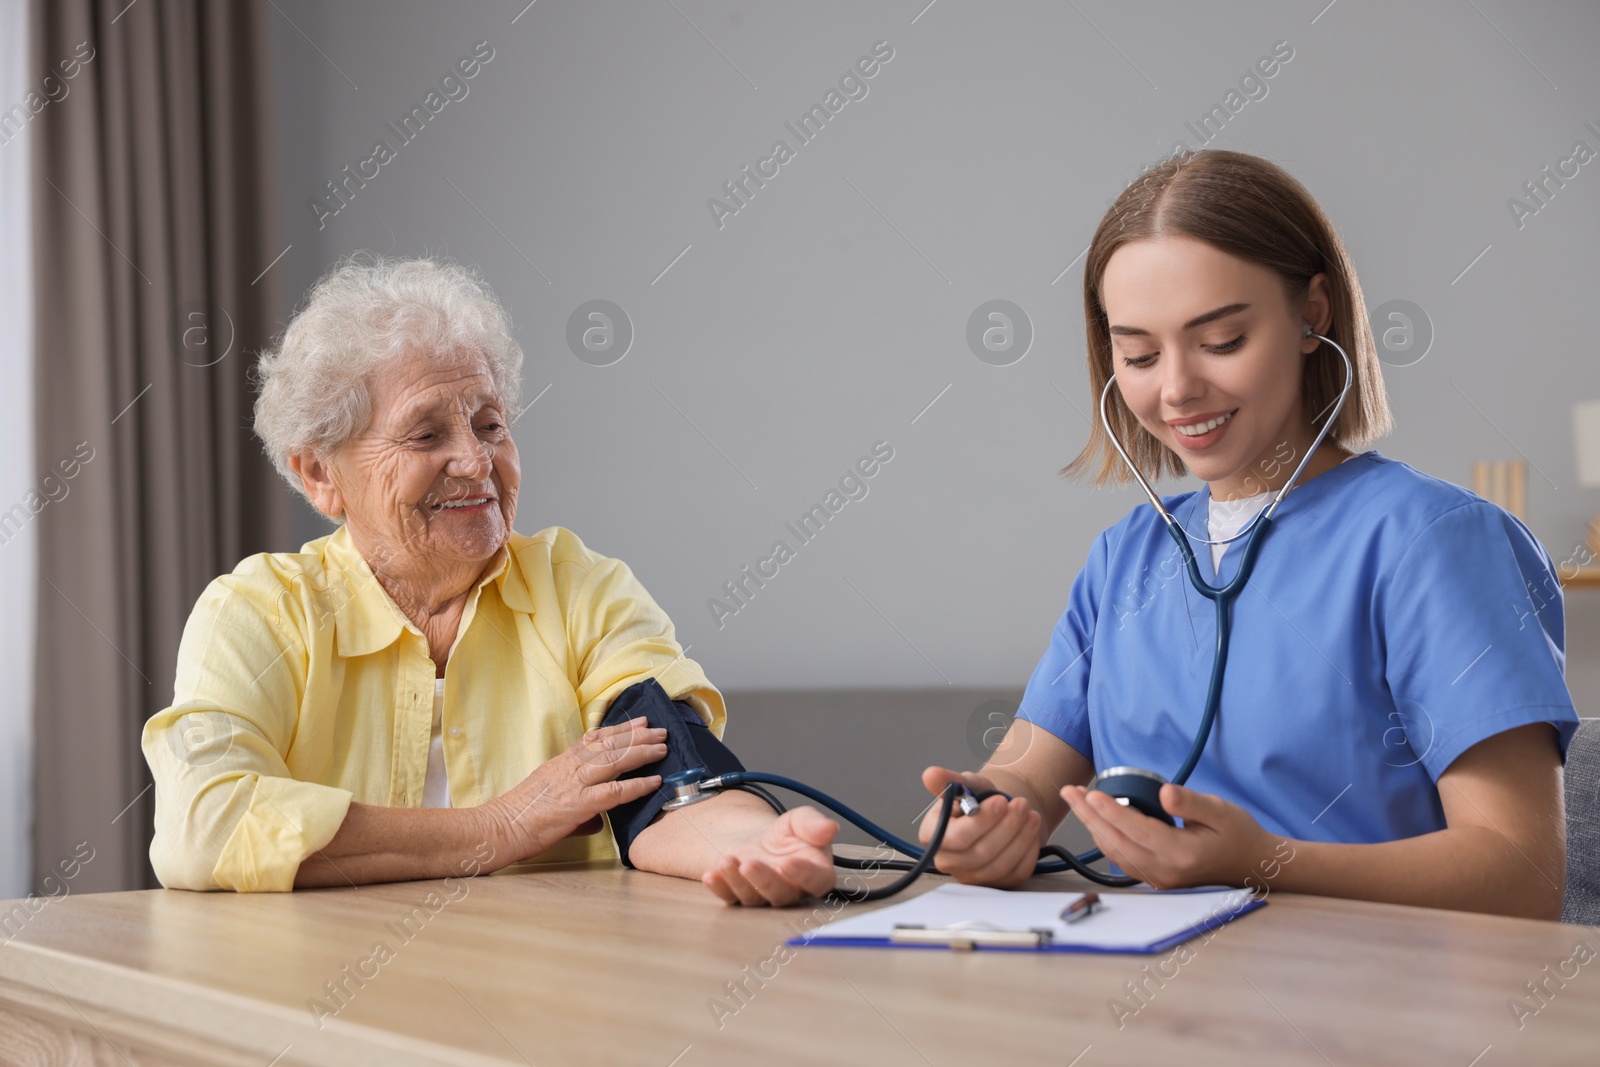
789,883,1265,954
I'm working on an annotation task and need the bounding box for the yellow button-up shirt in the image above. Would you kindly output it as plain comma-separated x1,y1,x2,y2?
141,525,724,892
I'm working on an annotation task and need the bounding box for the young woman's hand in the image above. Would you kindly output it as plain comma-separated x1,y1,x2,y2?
917,767,1042,888
1061,782,1277,889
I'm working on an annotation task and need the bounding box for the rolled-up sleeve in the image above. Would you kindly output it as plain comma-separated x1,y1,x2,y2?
141,575,352,892
551,534,725,737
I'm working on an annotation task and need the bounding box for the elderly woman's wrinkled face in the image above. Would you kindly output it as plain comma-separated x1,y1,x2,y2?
325,350,519,576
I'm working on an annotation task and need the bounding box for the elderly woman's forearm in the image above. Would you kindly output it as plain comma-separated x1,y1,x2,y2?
292,801,503,888
626,790,778,880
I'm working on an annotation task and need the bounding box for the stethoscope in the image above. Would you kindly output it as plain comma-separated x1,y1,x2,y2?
664,325,1354,897
1071,322,1354,884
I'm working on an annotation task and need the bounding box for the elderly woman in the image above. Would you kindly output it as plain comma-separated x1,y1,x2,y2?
142,256,837,904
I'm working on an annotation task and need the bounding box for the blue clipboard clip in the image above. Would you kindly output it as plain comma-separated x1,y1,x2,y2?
890,922,1055,950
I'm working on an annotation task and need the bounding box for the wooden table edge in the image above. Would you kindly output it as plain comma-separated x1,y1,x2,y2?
0,940,510,1067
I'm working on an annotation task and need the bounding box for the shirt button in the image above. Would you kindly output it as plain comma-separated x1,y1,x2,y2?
449,727,462,738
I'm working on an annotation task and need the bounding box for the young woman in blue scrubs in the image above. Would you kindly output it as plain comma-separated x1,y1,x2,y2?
920,150,1577,918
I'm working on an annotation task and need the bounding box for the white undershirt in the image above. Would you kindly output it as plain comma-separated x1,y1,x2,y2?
1207,490,1274,571
422,677,451,808
1207,454,1360,570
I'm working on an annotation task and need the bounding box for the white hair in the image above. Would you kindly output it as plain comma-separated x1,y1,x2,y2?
253,255,523,500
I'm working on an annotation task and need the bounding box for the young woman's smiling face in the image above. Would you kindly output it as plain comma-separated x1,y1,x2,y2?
1100,234,1335,500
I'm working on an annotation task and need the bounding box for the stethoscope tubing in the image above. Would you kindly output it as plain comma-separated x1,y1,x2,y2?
708,333,1359,893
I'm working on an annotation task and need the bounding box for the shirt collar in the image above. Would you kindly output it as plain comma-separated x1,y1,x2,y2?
321,525,535,658
1176,449,1380,533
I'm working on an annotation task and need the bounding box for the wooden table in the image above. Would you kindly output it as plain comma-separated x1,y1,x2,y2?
3,856,1598,1066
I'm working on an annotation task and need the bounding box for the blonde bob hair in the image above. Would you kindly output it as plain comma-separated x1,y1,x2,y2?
1064,149,1392,486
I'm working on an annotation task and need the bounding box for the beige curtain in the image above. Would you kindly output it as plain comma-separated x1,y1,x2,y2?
30,0,289,892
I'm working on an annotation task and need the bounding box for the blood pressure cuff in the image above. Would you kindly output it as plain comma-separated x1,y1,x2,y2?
599,678,745,868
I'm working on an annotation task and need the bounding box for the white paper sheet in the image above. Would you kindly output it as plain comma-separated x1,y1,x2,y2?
798,883,1258,951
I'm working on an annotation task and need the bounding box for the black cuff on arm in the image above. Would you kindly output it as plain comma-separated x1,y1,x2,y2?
600,678,745,868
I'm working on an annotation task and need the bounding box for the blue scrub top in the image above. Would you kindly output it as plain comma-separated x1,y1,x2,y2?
1018,450,1579,844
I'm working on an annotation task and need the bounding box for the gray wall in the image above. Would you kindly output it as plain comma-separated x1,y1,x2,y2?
268,0,1600,750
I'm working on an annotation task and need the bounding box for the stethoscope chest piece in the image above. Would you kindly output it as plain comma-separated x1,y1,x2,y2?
1088,766,1176,826
662,768,719,812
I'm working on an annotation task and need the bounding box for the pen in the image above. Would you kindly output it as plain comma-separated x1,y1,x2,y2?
1061,892,1101,923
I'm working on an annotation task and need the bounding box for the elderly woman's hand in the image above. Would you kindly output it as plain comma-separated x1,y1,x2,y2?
701,805,838,906
482,718,670,862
